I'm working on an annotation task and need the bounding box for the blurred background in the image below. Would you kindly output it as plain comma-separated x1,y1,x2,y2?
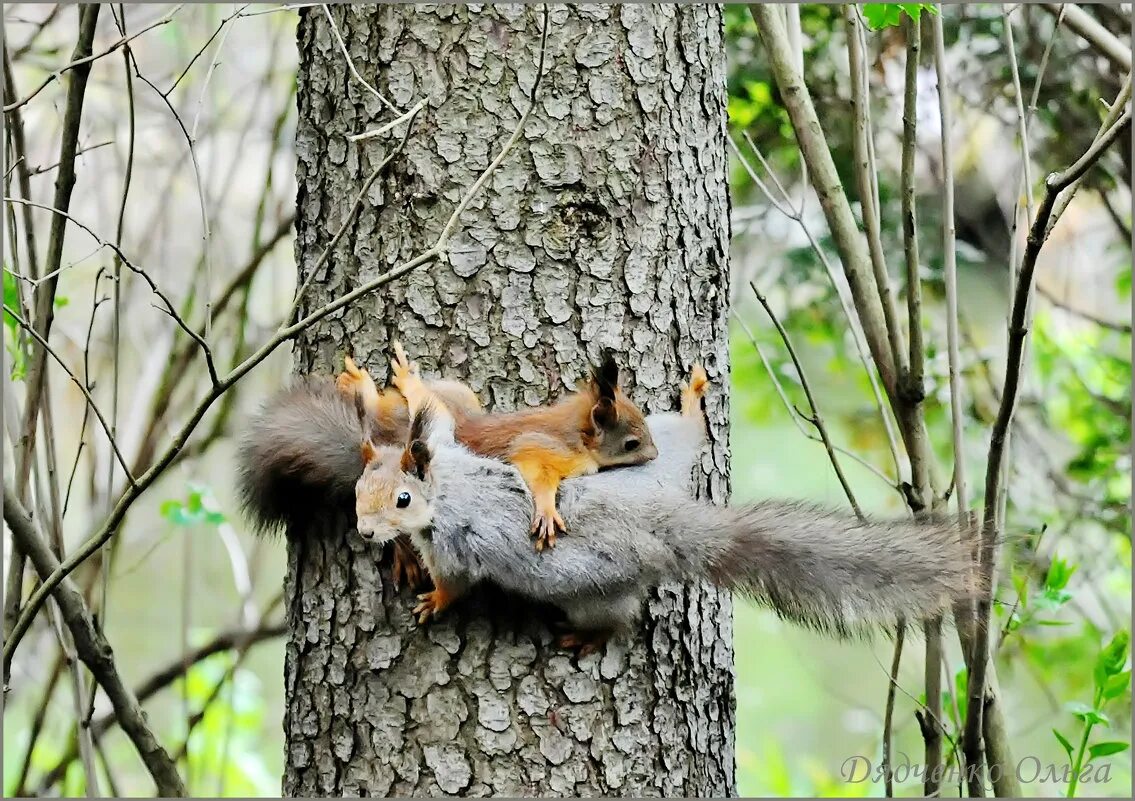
2,3,1130,796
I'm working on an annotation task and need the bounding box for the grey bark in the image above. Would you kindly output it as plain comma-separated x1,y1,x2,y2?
287,5,733,796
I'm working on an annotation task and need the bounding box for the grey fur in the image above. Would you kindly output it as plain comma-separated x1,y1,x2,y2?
413,413,974,635
238,385,975,635
236,380,365,536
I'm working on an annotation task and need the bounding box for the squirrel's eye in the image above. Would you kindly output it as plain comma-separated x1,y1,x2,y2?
396,492,411,509
624,438,640,453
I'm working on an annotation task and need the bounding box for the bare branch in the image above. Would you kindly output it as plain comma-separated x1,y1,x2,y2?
3,487,186,796
750,4,897,397
1048,75,1132,233
962,88,1132,801
321,3,400,114
3,304,136,486
732,313,899,492
2,6,181,113
3,198,222,387
6,6,102,641
1040,2,1132,72
735,132,904,479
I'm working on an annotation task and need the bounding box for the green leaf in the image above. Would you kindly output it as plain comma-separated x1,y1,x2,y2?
1102,671,1130,700
1068,701,1110,727
1053,729,1075,760
863,4,904,29
1045,557,1077,591
53,295,69,309
1087,741,1129,760
1100,630,1131,675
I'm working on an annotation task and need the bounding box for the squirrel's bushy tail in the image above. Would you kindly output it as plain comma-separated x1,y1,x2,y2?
236,380,365,536
668,501,974,634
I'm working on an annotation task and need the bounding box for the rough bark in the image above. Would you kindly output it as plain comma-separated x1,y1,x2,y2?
286,5,732,796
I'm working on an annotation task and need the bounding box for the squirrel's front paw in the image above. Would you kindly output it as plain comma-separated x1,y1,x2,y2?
556,628,610,658
390,538,426,592
530,508,566,552
411,586,453,625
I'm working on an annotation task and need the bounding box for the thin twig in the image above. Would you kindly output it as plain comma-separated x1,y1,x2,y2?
37,609,285,794
1047,75,1131,234
2,7,181,113
1039,2,1132,72
289,113,419,319
321,3,400,113
749,285,866,519
3,198,221,387
735,132,904,480
3,3,552,668
6,5,102,640
1035,283,1132,333
845,6,907,375
882,623,905,797
2,304,136,486
732,313,899,491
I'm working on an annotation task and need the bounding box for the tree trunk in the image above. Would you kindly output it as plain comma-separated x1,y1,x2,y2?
287,5,733,796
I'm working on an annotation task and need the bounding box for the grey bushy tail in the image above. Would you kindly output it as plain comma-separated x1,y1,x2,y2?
665,500,973,634
236,380,366,536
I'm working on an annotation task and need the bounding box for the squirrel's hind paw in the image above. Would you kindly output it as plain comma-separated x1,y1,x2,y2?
336,355,368,395
390,341,421,392
680,364,710,417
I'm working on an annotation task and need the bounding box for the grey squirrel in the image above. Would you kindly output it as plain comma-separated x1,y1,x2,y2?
237,349,976,653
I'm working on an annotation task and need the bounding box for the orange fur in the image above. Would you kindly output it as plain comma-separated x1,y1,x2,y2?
412,580,458,623
383,342,658,551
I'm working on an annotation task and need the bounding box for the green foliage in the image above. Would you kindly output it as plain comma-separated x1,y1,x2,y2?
161,484,227,527
177,654,277,796
3,269,27,380
1057,631,1131,797
861,4,939,31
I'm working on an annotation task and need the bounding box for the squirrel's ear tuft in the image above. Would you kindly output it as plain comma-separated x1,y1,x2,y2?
401,439,431,479
402,404,434,479
408,402,434,444
589,349,619,400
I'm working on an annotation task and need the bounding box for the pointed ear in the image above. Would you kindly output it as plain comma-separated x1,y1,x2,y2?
401,404,434,479
589,349,619,401
591,396,618,430
361,439,378,465
400,438,431,479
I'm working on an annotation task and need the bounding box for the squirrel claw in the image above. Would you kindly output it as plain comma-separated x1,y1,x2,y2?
390,539,425,592
530,510,566,551
335,355,367,396
412,593,438,624
680,364,709,417
390,341,420,390
411,588,450,625
556,630,609,658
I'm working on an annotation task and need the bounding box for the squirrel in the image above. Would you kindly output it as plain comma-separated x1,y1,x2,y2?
237,363,483,590
339,343,658,551
237,349,977,655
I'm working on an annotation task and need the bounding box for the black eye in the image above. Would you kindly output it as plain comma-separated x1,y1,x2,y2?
624,438,640,452
396,492,411,509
